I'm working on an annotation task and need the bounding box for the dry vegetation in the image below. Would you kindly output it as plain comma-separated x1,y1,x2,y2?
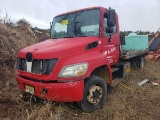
0,21,160,120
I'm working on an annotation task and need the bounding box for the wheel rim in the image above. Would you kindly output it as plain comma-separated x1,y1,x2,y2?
87,85,103,106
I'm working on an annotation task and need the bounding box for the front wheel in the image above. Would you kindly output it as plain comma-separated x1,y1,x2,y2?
77,75,107,112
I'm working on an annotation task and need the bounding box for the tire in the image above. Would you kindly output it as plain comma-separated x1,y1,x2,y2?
136,56,145,69
131,56,145,69
77,75,107,112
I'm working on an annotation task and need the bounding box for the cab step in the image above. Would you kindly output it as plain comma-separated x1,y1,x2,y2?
111,62,131,78
111,67,119,72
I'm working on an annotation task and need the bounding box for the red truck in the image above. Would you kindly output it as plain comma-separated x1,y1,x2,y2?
16,7,148,112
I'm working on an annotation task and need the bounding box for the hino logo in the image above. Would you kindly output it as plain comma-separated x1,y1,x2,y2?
26,52,32,72
26,52,32,62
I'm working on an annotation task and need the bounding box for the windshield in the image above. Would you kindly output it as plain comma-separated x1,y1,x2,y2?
51,9,100,38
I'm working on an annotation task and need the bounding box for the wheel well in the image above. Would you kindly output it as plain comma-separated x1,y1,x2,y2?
91,65,110,84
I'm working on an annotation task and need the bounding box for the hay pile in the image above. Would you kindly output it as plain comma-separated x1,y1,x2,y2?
0,20,50,120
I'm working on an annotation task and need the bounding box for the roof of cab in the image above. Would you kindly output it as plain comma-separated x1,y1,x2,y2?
55,6,106,17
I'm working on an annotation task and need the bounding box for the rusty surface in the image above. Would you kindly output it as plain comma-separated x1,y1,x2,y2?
145,31,160,61
145,44,160,60
148,32,159,46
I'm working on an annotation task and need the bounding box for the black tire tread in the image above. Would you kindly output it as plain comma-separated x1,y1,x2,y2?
77,75,107,112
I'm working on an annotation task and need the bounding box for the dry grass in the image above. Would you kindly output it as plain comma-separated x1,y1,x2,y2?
0,22,160,120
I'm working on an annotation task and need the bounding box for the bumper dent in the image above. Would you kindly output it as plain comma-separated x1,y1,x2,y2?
16,76,84,102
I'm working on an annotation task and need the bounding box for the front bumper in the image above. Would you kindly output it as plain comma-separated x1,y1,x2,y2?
16,75,84,102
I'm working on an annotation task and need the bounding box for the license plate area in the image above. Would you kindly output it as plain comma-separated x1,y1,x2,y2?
25,85,35,94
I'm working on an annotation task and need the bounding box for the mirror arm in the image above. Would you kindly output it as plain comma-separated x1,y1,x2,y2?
50,22,52,38
108,33,111,43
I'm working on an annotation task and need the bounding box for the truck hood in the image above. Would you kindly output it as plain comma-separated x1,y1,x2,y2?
18,36,100,59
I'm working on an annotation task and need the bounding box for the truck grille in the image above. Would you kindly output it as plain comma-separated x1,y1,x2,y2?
17,58,57,74
32,60,42,74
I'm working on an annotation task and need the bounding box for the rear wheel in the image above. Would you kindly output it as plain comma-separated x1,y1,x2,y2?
77,75,107,112
136,56,145,69
131,56,145,69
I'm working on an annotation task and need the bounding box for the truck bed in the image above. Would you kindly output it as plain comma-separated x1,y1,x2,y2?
120,49,149,59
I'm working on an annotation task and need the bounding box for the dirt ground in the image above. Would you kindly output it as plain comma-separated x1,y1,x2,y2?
0,22,160,120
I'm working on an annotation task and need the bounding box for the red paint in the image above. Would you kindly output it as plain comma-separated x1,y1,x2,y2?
16,7,120,102
16,75,84,101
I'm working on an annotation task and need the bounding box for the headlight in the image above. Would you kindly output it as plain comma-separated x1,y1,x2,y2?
59,62,88,78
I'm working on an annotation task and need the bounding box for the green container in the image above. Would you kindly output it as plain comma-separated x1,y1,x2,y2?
122,33,148,51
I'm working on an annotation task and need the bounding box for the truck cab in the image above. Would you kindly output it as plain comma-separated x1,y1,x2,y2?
16,7,146,112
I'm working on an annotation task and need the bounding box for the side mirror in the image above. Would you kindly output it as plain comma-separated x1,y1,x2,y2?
120,33,126,45
106,27,114,33
104,7,116,27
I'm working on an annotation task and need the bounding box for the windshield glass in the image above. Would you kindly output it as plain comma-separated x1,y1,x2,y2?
51,9,100,38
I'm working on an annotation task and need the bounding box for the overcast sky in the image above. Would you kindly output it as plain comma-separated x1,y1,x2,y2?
0,0,160,32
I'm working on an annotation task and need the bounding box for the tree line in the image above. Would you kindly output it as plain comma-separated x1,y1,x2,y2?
120,31,157,36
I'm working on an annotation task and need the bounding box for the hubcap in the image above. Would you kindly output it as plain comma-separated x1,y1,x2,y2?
87,85,103,105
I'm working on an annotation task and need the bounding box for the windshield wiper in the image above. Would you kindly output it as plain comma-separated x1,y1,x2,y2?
52,35,86,39
63,35,75,38
51,37,58,39
78,35,87,37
